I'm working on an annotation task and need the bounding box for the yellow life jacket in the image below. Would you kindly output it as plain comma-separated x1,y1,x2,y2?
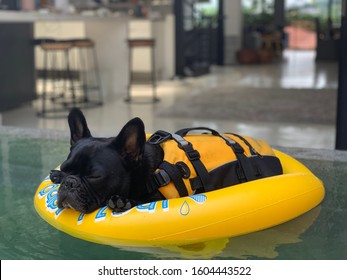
146,128,282,199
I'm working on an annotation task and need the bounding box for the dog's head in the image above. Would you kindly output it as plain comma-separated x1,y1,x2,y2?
54,108,146,213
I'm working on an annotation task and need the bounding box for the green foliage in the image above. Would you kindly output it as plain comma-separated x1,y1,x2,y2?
199,6,217,17
243,11,274,27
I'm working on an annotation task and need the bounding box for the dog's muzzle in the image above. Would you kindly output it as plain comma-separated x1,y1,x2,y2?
57,175,82,209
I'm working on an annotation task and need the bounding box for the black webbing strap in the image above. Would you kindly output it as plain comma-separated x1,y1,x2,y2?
161,161,188,197
147,161,188,197
175,127,237,147
228,141,257,182
171,134,213,192
228,133,261,157
176,127,224,138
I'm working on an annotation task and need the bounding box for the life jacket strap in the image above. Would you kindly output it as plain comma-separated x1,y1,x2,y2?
147,161,188,197
229,142,257,182
228,133,262,157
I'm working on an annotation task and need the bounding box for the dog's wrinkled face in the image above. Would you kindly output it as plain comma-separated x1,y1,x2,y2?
51,108,146,214
57,138,127,213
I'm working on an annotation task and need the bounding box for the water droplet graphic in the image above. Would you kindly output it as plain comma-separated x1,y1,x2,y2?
180,200,190,216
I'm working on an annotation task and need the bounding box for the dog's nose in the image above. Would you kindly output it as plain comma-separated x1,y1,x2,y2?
63,176,81,189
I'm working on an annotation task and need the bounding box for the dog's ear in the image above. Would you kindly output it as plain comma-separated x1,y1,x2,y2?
68,108,92,145
113,117,146,167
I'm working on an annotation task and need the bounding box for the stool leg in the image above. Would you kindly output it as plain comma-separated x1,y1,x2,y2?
52,50,66,103
78,47,89,103
65,48,76,107
51,52,57,102
53,51,62,102
151,45,159,102
125,46,133,102
57,51,65,101
92,46,103,105
40,50,48,116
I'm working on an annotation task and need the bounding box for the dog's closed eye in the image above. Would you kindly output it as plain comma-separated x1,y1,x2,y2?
86,174,103,181
84,166,104,179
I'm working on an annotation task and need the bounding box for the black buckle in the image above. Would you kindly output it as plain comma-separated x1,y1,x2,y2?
186,149,200,161
147,130,172,145
153,169,171,187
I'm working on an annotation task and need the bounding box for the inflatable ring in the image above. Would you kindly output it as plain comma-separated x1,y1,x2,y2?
34,150,325,247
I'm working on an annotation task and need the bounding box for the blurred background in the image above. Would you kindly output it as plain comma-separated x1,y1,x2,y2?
0,0,344,149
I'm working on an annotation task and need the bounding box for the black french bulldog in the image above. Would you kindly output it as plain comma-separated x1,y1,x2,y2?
50,108,164,213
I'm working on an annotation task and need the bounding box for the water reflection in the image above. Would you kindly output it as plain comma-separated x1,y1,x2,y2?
117,206,321,259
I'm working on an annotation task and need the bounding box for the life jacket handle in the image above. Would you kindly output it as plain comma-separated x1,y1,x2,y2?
176,127,226,138
175,127,237,147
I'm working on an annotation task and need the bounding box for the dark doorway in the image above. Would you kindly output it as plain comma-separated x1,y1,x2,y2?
174,0,224,77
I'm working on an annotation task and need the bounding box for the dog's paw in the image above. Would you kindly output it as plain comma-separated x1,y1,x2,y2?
50,170,64,184
108,195,135,213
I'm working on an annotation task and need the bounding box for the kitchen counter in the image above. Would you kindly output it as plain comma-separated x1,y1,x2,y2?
0,10,130,111
0,10,174,111
0,10,129,22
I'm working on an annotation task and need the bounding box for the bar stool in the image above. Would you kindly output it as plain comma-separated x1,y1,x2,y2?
35,38,103,117
126,39,159,103
67,38,103,107
37,40,76,117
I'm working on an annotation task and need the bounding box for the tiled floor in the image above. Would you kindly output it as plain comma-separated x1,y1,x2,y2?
0,50,338,149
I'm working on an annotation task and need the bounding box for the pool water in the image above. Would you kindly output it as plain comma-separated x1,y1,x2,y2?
0,132,346,260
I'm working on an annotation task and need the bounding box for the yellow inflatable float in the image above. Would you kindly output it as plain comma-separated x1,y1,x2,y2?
34,148,324,247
